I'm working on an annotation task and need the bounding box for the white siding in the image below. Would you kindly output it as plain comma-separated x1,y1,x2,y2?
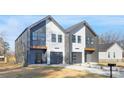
46,21,65,64
99,43,123,61
72,26,86,63
107,43,123,59
99,52,107,59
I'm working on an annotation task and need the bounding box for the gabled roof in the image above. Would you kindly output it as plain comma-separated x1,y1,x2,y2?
98,43,114,52
28,15,65,32
98,43,124,52
15,15,65,41
66,20,97,36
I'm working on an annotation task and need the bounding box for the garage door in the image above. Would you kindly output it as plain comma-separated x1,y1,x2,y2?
50,52,63,64
72,52,82,64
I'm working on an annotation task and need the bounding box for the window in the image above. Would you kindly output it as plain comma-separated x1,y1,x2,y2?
86,37,90,44
113,52,115,58
78,36,81,43
32,41,38,46
38,34,46,41
72,35,76,43
32,31,46,46
32,32,37,40
51,34,56,42
108,52,110,58
91,38,94,44
58,35,62,43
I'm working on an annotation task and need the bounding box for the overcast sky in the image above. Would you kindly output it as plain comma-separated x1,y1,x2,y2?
0,15,124,51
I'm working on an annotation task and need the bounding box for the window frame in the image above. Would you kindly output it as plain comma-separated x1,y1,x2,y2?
108,52,110,58
51,34,56,42
58,34,62,43
72,35,76,43
77,36,81,43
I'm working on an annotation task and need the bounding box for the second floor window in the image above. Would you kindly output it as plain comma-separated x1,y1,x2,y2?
108,52,110,58
78,36,81,43
58,35,62,43
32,32,37,40
51,34,56,42
86,37,90,44
32,32,46,46
113,52,116,58
72,35,76,43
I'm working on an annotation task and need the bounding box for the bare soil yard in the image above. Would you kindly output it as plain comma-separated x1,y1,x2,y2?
0,64,107,78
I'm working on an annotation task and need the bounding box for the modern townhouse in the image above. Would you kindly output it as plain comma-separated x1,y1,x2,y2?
65,21,98,64
15,16,65,64
98,43,124,62
15,15,99,65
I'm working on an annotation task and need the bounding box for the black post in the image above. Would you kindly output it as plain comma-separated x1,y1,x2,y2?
108,63,116,78
110,66,112,78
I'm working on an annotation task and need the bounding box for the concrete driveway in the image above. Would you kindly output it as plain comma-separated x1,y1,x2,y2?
65,65,124,78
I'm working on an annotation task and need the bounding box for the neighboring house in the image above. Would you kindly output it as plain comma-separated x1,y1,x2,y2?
98,43,124,62
0,37,6,63
65,21,98,64
15,16,65,64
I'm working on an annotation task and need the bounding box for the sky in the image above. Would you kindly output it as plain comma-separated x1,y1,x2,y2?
0,15,124,51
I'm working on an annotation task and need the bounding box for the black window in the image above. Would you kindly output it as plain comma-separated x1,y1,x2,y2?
113,52,115,58
108,52,110,58
52,34,56,42
78,36,81,43
72,35,76,43
58,35,62,43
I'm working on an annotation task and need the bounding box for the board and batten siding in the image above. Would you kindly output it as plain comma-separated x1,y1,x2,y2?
45,20,65,64
15,29,30,64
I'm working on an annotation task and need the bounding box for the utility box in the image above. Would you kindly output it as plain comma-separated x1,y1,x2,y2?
0,56,7,63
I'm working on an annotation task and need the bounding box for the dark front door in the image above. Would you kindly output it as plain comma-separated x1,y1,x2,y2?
50,52,63,64
34,49,47,64
72,52,82,64
35,53,42,64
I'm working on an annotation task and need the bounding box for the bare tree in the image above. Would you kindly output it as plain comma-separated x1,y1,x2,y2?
0,31,10,56
99,31,121,44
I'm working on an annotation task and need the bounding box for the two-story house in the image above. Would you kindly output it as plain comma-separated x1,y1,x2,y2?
15,15,98,65
15,16,65,64
65,21,98,64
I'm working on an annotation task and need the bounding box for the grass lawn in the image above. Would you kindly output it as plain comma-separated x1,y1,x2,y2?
98,62,124,67
0,64,107,78
0,63,21,72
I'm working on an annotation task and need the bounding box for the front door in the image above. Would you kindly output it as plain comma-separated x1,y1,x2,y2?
85,51,92,62
35,53,42,64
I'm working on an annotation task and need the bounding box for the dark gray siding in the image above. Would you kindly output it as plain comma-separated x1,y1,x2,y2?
85,27,98,62
65,33,73,64
15,29,30,64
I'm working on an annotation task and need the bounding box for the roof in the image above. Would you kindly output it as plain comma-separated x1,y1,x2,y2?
66,20,97,36
98,43,124,52
15,15,65,41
